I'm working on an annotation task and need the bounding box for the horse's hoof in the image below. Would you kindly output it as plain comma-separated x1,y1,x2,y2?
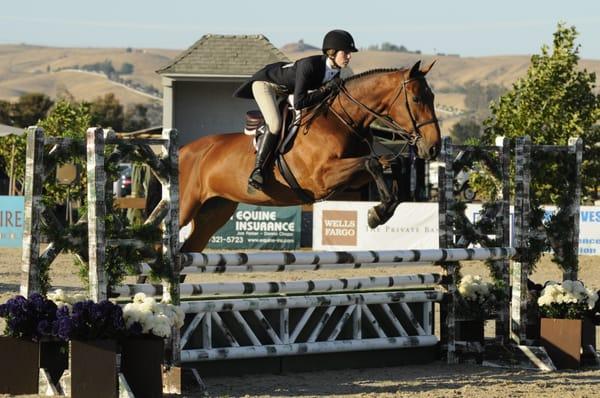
367,208,382,228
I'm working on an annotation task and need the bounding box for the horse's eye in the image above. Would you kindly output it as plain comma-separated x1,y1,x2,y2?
413,96,421,103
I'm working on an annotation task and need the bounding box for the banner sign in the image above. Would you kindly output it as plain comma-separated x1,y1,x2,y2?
543,206,600,256
0,196,25,248
314,201,439,251
313,201,600,256
206,204,301,250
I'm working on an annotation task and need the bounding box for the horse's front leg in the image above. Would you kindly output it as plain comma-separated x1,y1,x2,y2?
319,156,400,228
365,156,401,228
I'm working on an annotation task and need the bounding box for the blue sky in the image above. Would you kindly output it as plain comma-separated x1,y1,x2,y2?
1,0,599,59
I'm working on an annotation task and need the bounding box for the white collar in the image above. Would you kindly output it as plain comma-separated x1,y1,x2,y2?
325,57,339,72
323,57,340,83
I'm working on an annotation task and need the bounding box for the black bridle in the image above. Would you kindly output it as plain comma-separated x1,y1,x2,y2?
328,76,438,146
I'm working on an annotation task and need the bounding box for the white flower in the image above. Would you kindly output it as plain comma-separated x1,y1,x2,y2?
151,314,172,338
123,293,185,338
48,289,87,305
48,289,66,302
140,296,157,313
133,292,147,304
538,280,598,311
458,274,493,302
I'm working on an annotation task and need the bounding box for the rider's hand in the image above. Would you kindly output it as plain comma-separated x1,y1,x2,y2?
320,77,341,93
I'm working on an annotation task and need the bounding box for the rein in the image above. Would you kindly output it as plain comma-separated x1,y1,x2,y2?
333,76,438,146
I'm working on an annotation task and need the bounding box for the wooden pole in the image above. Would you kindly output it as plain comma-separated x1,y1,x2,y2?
20,127,45,296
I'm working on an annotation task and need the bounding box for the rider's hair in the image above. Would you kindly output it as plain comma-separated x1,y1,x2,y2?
325,49,337,57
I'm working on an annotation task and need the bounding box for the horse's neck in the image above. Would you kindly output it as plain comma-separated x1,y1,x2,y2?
331,72,400,129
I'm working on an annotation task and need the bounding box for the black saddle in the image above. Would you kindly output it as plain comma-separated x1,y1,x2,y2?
244,102,300,155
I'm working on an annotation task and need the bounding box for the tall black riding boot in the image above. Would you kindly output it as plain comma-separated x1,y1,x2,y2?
248,129,279,193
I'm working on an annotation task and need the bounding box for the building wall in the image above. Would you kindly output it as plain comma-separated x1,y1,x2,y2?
172,80,257,147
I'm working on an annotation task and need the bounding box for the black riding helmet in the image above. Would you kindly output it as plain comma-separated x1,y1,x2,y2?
322,30,358,54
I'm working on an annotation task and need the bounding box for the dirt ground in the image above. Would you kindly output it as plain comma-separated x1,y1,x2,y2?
1,248,599,397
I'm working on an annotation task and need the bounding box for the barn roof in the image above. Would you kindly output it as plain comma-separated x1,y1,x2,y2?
157,34,289,77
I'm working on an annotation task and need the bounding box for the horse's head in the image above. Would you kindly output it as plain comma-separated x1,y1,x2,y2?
328,63,441,160
388,61,441,160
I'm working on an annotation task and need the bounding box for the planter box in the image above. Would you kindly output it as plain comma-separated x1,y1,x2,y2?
71,340,118,398
455,320,484,344
121,337,164,398
40,339,69,386
0,336,39,394
540,318,595,369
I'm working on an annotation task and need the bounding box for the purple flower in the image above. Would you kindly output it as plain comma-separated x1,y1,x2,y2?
58,299,125,340
0,294,59,341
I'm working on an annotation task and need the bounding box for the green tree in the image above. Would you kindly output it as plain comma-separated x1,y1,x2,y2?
119,62,134,75
88,93,124,131
482,23,600,203
481,23,600,275
0,100,11,124
12,93,54,128
123,103,150,132
0,100,91,200
450,119,482,144
37,100,92,204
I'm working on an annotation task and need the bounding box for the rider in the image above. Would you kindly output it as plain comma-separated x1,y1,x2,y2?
233,29,358,192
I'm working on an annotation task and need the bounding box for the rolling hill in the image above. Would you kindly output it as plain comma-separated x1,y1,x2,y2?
1,43,599,132
0,44,179,106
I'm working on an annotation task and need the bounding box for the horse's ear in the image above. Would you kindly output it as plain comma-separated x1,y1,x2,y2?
420,59,437,75
409,61,422,78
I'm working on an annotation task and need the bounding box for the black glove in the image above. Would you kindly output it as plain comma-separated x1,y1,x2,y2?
320,76,341,93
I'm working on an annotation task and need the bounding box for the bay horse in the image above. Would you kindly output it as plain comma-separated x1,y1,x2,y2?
172,60,441,252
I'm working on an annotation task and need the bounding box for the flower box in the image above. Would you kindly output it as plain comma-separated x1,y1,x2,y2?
40,339,69,386
0,336,39,394
455,319,485,344
70,339,119,398
540,317,595,369
121,336,164,398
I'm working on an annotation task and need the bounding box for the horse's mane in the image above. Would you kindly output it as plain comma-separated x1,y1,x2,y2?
342,68,406,84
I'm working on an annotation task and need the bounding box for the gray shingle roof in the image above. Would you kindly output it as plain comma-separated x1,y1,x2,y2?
157,34,289,76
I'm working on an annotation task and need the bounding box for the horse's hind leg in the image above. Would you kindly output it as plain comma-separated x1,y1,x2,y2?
181,197,239,253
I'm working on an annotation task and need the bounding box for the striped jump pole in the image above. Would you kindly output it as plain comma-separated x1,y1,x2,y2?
111,273,443,298
180,247,515,268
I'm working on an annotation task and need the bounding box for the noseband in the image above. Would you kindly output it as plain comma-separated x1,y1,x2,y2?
332,76,438,145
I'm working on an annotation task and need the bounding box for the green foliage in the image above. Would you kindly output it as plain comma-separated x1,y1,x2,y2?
0,100,11,124
119,62,134,75
468,165,500,202
88,93,124,131
123,104,150,132
0,133,26,193
6,93,54,128
81,59,116,76
582,125,600,200
449,119,482,144
482,23,599,202
37,100,92,205
480,23,600,274
539,301,588,319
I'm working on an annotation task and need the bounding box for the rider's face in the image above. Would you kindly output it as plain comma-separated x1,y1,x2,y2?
334,50,352,68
